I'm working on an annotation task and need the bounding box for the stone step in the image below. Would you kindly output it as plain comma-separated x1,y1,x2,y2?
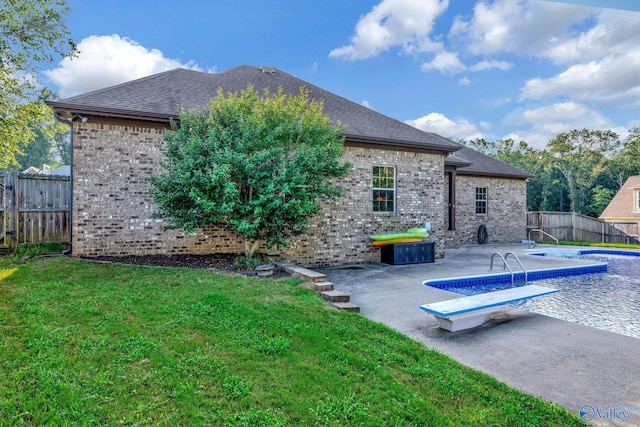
321,290,350,303
312,281,334,292
331,302,360,313
283,265,327,283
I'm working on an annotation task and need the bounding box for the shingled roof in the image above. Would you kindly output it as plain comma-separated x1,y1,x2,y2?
48,64,534,179
600,176,640,220
446,145,535,179
49,65,460,153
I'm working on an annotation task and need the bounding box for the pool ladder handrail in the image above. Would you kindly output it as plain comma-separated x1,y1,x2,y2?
527,229,559,249
490,252,528,286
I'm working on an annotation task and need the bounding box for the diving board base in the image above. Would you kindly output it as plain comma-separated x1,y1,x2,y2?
431,306,505,332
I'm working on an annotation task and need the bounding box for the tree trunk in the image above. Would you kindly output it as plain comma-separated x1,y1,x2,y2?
244,239,261,258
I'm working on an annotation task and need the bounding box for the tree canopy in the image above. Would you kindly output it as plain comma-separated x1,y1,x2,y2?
462,128,640,218
150,85,352,257
0,0,76,169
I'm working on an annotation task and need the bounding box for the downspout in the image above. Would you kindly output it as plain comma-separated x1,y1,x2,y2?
448,170,456,231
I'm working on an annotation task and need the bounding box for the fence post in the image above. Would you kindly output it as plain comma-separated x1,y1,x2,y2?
5,172,17,249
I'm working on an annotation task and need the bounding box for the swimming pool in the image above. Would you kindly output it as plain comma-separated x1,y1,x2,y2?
424,249,640,339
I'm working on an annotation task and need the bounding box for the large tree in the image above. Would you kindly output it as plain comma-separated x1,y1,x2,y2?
548,129,620,215
14,89,69,171
0,0,76,169
150,85,352,258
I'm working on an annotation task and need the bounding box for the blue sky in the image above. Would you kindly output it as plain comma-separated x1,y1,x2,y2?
43,0,639,148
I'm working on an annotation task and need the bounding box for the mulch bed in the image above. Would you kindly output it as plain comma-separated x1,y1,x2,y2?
89,253,291,279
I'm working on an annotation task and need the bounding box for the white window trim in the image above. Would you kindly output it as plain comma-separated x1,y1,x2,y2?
373,165,396,214
475,186,488,215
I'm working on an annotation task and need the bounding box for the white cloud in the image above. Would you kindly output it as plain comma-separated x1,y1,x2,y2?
449,0,594,57
458,76,471,86
329,0,449,60
362,100,373,109
45,34,211,97
469,59,512,71
420,51,466,74
520,49,640,106
545,9,640,64
405,112,482,140
503,101,619,148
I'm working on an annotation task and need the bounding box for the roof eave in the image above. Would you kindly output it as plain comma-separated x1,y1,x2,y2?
456,170,535,180
344,134,460,154
47,101,176,123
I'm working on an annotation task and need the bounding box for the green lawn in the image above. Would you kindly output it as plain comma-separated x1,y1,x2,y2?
0,256,585,426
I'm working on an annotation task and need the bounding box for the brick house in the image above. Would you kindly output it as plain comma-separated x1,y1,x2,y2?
48,65,533,267
599,176,640,241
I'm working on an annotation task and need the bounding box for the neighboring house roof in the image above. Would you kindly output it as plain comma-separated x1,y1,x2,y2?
47,64,533,179
22,166,41,174
48,65,460,154
600,176,640,220
51,165,71,176
447,145,535,179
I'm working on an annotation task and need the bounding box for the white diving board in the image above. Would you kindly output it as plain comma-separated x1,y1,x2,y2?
420,284,559,332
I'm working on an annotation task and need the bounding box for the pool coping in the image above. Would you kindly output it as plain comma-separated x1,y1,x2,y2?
423,262,608,290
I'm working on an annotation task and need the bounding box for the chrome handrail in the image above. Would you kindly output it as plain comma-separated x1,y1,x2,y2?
527,229,559,249
505,252,527,284
490,252,514,286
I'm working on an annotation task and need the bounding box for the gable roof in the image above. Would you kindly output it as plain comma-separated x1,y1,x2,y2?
446,145,535,179
48,64,534,179
600,176,640,220
49,65,459,154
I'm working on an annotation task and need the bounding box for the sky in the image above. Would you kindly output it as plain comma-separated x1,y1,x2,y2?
41,0,640,149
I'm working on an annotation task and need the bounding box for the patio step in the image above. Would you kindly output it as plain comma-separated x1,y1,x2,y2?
321,290,350,303
282,264,327,282
280,262,359,312
331,302,360,313
310,281,334,292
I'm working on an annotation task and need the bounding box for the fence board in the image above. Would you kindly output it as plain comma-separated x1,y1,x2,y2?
0,172,71,248
527,211,639,245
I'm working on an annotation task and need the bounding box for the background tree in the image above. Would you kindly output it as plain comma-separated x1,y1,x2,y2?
150,85,352,258
0,0,76,169
13,89,69,171
548,129,620,215
610,127,640,189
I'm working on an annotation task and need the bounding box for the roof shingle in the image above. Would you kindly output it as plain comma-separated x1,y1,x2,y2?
48,65,533,179
600,176,640,220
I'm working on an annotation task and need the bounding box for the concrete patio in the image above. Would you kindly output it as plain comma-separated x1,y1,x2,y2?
317,243,640,426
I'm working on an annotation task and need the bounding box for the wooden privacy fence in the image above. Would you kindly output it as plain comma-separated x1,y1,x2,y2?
527,211,639,245
1,172,71,249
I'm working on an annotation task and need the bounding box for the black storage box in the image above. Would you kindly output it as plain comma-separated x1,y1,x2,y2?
380,241,435,265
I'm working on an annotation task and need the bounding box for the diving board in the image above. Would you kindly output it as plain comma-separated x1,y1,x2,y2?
420,284,559,332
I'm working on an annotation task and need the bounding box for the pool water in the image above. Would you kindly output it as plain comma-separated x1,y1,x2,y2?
429,252,640,339
514,254,640,339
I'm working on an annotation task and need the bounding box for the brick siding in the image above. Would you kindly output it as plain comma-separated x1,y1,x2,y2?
445,174,528,246
70,120,523,266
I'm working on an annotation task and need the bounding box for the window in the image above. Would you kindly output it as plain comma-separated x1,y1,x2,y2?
475,187,487,214
373,166,395,213
635,189,640,213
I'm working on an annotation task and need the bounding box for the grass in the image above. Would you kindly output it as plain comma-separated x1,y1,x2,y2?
558,240,640,250
0,256,586,426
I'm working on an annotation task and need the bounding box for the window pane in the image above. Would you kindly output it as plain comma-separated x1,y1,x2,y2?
373,167,395,213
475,187,488,214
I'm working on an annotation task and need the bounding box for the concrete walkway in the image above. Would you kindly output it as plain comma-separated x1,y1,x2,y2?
317,244,640,426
